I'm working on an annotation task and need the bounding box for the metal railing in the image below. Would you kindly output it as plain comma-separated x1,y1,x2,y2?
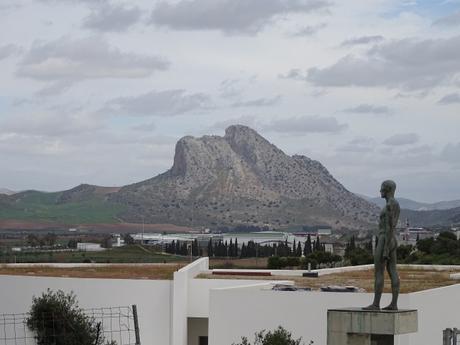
0,305,140,345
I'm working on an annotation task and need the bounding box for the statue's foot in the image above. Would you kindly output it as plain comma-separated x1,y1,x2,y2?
362,304,380,310
382,304,398,311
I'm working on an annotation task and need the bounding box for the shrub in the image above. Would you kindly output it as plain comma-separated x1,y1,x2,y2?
27,289,106,345
232,326,312,345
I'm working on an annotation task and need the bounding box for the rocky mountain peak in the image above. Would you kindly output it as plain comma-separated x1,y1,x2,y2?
115,125,379,229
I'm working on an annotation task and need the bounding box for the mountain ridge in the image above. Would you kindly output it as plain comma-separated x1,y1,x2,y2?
110,125,379,229
4,125,458,229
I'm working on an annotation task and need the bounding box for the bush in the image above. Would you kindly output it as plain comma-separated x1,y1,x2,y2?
267,256,300,269
232,326,312,345
27,289,106,345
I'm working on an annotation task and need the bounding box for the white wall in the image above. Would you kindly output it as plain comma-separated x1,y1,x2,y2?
188,279,273,318
209,284,412,345
0,275,172,345
407,284,460,345
172,257,210,345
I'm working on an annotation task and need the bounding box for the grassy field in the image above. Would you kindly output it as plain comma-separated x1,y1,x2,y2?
0,245,188,264
0,264,184,280
0,191,124,224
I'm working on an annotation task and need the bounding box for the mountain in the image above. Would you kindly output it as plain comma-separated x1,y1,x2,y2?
363,195,460,211
0,188,15,195
401,207,460,227
110,125,379,230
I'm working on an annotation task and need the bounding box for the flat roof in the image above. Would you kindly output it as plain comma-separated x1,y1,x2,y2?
199,266,460,293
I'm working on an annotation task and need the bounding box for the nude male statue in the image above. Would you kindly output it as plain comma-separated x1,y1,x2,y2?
364,180,400,310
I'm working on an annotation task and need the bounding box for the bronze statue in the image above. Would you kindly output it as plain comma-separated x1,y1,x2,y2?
364,180,400,310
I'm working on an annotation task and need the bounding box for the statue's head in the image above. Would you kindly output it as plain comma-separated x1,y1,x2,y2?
380,180,396,198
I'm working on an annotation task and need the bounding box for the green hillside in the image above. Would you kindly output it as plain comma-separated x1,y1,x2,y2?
0,190,125,224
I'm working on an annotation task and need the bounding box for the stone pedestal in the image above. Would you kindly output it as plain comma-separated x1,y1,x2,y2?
327,308,418,345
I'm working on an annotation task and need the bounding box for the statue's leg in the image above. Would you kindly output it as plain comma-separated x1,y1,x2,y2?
363,236,384,310
383,249,399,310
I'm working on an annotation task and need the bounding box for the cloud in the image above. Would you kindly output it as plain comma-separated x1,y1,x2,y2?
209,115,257,130
83,3,142,32
338,137,375,153
150,0,330,34
0,112,104,138
279,68,307,81
290,23,327,37
230,95,281,107
438,93,460,104
263,115,347,134
101,89,211,117
341,35,384,46
17,36,169,84
0,44,22,60
383,133,419,146
307,35,460,90
433,11,460,27
343,104,391,114
441,142,460,164
131,122,156,132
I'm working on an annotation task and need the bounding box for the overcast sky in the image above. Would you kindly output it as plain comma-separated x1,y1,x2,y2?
1,0,460,202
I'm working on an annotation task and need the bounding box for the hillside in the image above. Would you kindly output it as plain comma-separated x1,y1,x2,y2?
111,125,379,230
0,188,15,195
0,186,125,224
401,207,460,227
364,195,460,211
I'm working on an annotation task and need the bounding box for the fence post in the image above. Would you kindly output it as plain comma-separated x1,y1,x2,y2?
444,328,453,345
132,305,141,345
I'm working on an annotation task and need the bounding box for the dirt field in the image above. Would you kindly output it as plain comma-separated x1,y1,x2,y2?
199,266,460,293
0,264,184,280
0,219,192,233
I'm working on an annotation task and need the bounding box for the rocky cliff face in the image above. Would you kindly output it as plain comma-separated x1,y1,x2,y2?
112,125,379,230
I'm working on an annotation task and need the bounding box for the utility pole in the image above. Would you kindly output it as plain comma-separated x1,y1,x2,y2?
141,215,145,245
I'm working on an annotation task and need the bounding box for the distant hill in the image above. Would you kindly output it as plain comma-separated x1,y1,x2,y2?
361,195,460,211
0,125,379,230
401,207,460,227
0,188,15,195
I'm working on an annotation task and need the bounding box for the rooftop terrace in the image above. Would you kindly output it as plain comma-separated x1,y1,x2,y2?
199,265,460,293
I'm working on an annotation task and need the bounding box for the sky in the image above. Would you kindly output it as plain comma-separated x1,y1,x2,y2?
0,0,459,202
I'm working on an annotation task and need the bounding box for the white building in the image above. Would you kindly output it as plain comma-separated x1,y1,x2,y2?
76,242,104,251
1,260,460,345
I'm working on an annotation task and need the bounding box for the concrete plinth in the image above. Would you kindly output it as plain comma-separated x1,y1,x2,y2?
327,308,418,345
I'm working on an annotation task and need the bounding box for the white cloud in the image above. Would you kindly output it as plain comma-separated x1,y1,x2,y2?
102,89,212,117
438,93,460,105
383,133,419,146
17,36,169,83
230,95,281,108
150,0,330,34
341,35,384,46
263,115,347,134
307,35,460,90
343,104,391,115
83,3,142,32
433,11,460,27
0,44,22,60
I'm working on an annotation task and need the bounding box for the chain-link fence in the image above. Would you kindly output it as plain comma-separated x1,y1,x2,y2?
0,305,140,345
444,328,460,345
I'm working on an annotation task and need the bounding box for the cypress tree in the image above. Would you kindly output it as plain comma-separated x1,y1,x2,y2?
296,241,302,257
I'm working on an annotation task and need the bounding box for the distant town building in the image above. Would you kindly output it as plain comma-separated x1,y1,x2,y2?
77,242,104,252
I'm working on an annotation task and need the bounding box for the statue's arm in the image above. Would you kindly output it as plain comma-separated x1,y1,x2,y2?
383,202,394,259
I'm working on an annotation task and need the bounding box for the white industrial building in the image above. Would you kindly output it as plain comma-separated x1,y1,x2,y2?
1,259,460,345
